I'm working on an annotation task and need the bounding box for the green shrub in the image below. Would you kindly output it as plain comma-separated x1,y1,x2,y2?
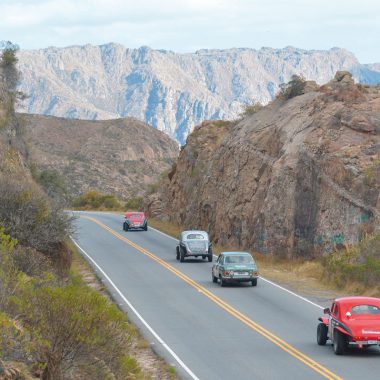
72,190,121,210
278,75,307,100
323,234,380,288
0,176,74,256
17,284,137,380
240,102,263,117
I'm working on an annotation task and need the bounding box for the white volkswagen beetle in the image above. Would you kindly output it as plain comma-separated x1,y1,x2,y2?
176,230,213,263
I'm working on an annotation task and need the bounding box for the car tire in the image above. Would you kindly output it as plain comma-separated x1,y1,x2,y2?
176,246,180,260
144,224,148,231
317,323,328,346
220,276,226,287
333,330,347,355
180,247,185,263
208,254,213,262
212,272,218,283
251,278,257,286
123,222,129,231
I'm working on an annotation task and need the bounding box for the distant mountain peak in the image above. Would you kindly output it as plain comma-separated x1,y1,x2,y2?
16,43,380,143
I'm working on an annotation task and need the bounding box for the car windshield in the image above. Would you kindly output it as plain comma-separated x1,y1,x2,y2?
351,305,380,315
225,255,253,264
186,234,205,240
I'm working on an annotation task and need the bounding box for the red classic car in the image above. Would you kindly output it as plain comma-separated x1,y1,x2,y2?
123,211,148,231
317,296,380,354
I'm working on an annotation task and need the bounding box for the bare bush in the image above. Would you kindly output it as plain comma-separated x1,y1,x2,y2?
12,245,53,277
240,102,263,117
0,176,74,256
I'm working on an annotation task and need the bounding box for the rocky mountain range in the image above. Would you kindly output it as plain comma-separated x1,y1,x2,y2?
22,114,178,198
147,72,380,257
15,43,380,144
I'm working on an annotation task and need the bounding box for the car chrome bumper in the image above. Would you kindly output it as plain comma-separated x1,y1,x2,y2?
221,276,257,282
349,341,380,346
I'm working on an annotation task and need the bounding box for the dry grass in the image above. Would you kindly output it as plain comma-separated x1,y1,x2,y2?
148,218,182,239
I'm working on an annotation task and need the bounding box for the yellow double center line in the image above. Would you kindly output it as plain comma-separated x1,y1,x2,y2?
83,215,342,380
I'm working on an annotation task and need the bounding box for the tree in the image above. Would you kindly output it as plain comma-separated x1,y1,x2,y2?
0,42,20,99
278,75,307,100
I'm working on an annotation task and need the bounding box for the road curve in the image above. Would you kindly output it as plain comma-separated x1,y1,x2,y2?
72,211,379,380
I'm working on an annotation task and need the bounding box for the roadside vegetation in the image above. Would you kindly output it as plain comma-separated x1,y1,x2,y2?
0,45,161,379
72,190,122,210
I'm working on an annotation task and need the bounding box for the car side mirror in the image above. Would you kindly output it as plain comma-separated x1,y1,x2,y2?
209,242,213,247
323,307,330,315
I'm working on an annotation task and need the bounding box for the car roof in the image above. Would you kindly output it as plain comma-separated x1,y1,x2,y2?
335,296,380,306
182,230,208,238
221,251,252,256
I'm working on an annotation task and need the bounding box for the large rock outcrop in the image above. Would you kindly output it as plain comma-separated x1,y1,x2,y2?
15,43,380,144
148,72,380,257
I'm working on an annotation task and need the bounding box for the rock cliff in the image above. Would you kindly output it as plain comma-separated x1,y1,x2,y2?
16,43,380,144
148,72,380,257
22,114,178,198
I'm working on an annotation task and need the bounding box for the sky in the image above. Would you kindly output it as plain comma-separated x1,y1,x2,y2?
0,0,379,63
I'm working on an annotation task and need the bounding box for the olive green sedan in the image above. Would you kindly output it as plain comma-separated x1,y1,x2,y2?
212,252,259,287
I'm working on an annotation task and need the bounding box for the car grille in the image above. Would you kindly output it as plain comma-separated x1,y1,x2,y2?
187,241,207,253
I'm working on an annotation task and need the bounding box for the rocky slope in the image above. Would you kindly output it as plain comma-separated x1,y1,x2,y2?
16,43,380,144
22,114,178,198
147,72,380,257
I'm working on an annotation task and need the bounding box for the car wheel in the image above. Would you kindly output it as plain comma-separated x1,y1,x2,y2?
317,323,328,346
212,272,218,283
176,246,180,260
333,330,347,355
220,276,226,287
180,247,185,263
208,254,213,262
144,224,148,231
123,222,129,231
202,255,206,260
251,278,257,286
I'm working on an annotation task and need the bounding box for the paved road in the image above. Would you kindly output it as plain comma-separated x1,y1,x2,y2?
72,211,379,380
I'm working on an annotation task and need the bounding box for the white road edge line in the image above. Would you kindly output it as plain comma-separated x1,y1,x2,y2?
70,237,200,380
150,226,324,310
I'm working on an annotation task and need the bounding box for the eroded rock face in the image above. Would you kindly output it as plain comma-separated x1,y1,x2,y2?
148,73,380,257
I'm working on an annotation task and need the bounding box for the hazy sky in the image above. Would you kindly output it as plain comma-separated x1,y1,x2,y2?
1,0,379,63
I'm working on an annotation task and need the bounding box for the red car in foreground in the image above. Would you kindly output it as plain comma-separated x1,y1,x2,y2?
317,296,380,355
123,211,148,231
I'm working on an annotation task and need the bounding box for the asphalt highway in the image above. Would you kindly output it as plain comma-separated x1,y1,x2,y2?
72,211,380,380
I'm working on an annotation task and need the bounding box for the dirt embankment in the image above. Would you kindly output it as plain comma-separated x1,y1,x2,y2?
148,72,380,258
22,114,179,198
